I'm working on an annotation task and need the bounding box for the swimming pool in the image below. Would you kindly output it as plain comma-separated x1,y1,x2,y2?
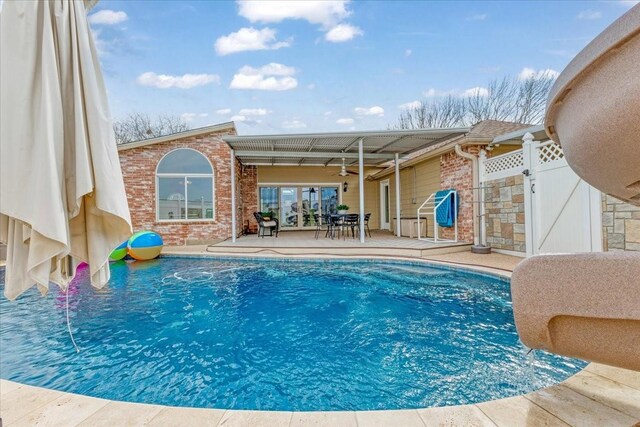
0,257,585,411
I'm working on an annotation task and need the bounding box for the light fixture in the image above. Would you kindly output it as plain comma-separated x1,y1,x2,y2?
309,187,316,194
339,158,348,177
343,182,348,192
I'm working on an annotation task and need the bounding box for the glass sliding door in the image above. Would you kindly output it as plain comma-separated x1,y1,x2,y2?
302,187,319,226
321,187,339,220
259,184,340,229
259,187,279,220
280,187,298,228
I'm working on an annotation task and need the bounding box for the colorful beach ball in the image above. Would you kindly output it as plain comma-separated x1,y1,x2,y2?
109,240,128,261
127,231,163,261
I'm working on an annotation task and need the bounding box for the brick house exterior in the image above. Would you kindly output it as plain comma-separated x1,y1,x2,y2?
370,120,531,244
115,120,531,248
117,123,257,246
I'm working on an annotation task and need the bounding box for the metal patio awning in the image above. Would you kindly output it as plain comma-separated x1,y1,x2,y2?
222,128,471,166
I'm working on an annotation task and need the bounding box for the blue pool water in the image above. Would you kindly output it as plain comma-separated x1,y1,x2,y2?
0,257,585,411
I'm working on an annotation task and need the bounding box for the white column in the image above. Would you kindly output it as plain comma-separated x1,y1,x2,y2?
230,149,237,243
395,153,401,237
358,138,365,243
478,149,487,246
522,133,535,257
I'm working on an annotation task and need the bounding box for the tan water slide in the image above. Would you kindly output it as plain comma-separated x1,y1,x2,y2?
511,5,640,371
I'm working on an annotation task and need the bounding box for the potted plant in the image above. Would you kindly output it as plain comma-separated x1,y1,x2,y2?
260,211,272,220
336,204,349,215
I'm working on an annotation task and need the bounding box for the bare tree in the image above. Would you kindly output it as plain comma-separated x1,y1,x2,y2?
394,72,556,129
113,113,190,144
396,96,466,129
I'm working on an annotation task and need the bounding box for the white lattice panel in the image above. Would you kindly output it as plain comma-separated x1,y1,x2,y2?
482,150,524,181
537,142,564,164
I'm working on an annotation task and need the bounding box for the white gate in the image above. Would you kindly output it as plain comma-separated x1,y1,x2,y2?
522,134,602,256
479,132,602,257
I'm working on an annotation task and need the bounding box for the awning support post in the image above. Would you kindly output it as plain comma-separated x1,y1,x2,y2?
230,148,237,243
358,138,365,243
395,153,401,237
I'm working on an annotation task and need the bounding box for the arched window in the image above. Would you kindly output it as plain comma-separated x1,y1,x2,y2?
156,149,215,221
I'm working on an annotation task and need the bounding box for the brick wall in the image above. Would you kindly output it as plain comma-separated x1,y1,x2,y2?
439,146,482,243
118,129,257,246
484,175,526,253
240,165,258,234
602,195,640,251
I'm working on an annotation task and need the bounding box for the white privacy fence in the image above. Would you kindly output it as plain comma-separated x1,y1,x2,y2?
480,149,524,181
480,132,602,257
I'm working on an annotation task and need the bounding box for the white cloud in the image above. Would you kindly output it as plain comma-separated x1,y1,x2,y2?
620,0,639,7
282,120,307,129
238,108,269,116
577,9,602,20
461,86,489,97
355,106,384,117
180,113,208,122
325,24,363,42
237,1,361,44
405,49,412,57
230,114,247,122
215,108,232,115
258,63,296,75
324,111,333,116
424,88,451,97
230,63,298,91
214,27,291,55
307,83,316,90
136,72,220,89
238,0,351,28
88,10,128,25
518,67,560,81
336,118,354,125
399,100,421,110
466,13,487,21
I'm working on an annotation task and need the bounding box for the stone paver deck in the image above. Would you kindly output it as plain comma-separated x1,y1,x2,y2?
1,251,638,426
2,364,638,426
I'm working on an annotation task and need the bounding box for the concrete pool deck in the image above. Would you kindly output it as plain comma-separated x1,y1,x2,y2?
1,251,639,426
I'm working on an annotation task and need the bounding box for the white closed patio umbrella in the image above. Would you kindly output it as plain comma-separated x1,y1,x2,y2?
0,0,132,301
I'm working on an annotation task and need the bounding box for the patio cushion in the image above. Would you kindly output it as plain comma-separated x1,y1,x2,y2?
262,220,277,227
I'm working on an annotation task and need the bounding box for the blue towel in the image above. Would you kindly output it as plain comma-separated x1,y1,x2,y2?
435,190,458,228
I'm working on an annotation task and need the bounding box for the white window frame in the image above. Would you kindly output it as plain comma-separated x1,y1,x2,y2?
156,148,216,222
257,183,343,229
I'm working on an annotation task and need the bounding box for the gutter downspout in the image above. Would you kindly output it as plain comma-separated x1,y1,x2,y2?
454,144,480,246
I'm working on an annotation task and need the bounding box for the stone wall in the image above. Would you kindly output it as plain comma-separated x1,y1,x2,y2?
483,175,526,253
602,195,640,251
118,128,257,246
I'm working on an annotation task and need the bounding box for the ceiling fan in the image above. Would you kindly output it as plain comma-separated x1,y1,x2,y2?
337,157,358,176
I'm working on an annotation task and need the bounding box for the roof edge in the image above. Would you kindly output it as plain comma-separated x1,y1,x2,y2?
491,124,547,145
368,136,486,180
222,127,471,142
117,122,236,151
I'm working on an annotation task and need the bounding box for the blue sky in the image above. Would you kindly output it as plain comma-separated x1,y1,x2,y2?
90,0,636,135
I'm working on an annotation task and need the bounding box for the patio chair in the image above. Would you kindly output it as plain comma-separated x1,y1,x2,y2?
326,213,344,240
313,213,323,239
364,213,372,238
253,212,279,238
344,214,360,239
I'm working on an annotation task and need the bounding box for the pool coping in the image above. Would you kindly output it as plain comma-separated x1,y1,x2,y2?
1,255,639,426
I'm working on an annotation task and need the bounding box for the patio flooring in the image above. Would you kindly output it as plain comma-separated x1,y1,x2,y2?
204,230,472,258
